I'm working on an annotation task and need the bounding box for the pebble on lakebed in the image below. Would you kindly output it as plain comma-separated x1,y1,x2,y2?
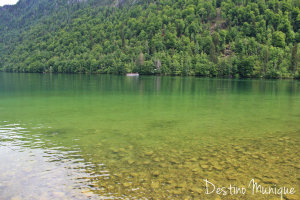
150,182,160,189
152,170,160,176
122,182,132,187
144,151,154,156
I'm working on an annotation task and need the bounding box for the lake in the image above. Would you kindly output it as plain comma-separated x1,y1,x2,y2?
0,73,299,200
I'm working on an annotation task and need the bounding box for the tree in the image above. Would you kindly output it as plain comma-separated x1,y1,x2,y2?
237,56,255,78
164,31,177,49
291,43,298,75
272,31,286,48
209,42,218,64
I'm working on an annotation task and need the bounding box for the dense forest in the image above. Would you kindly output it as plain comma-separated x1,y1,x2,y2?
0,0,299,78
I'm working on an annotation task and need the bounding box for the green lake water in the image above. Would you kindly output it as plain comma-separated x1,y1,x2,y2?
0,73,299,200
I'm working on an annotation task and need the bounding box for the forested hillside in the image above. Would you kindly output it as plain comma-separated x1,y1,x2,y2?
0,0,299,78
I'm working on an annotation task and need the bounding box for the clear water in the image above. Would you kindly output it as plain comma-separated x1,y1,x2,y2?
0,73,299,200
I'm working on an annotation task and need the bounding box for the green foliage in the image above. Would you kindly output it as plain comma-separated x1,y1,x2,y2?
0,0,299,79
272,31,286,48
237,56,255,78
291,43,299,74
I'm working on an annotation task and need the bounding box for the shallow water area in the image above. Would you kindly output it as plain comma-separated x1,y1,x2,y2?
0,73,299,199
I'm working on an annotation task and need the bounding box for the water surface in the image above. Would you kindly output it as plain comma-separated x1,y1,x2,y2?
0,73,299,199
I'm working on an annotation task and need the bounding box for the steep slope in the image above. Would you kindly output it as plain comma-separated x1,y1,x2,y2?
0,0,299,78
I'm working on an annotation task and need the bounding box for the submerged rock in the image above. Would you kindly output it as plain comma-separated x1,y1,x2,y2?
114,173,123,178
129,172,138,177
107,185,115,190
200,164,209,169
165,179,175,185
176,182,187,188
126,159,135,165
192,168,201,173
123,182,132,187
170,158,180,164
262,178,279,185
151,182,160,189
143,160,151,165
152,170,160,177
213,164,222,171
189,157,198,162
172,189,182,195
159,163,168,168
189,187,202,194
144,151,154,156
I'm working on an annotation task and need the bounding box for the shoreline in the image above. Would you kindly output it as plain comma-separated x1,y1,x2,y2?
0,71,299,80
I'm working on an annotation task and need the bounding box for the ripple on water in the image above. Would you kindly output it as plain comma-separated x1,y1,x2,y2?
0,123,110,200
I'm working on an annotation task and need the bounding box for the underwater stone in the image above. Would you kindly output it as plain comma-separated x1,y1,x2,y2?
199,160,207,165
172,189,182,195
152,171,160,177
127,159,135,165
151,182,160,189
143,160,151,165
111,148,119,153
262,178,279,185
177,164,184,169
160,157,166,161
213,164,222,171
184,161,193,166
166,179,175,185
145,151,154,156
189,157,198,162
176,182,187,188
190,187,202,194
130,172,138,177
159,163,168,168
114,173,123,178
170,159,180,164
200,157,208,160
192,168,200,172
123,182,132,187
201,164,209,169
107,185,115,191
